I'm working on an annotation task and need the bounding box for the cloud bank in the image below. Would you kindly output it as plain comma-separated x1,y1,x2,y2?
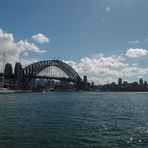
0,28,46,71
65,53,148,84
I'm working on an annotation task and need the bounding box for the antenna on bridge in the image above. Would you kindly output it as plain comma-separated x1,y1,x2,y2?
57,57,62,61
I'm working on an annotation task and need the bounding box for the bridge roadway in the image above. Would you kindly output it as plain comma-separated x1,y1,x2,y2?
25,75,78,83
0,72,79,83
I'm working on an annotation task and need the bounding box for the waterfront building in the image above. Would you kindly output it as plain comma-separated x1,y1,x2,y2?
139,78,143,85
118,78,122,85
83,75,88,90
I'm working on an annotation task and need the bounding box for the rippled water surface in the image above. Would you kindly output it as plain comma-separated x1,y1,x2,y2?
0,92,148,147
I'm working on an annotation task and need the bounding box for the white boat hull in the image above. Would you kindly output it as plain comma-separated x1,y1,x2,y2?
0,88,15,94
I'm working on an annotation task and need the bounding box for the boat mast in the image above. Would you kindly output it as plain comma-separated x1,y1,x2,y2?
2,50,5,88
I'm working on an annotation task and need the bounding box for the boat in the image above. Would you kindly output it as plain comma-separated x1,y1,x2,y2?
0,87,15,94
15,89,32,93
0,50,15,94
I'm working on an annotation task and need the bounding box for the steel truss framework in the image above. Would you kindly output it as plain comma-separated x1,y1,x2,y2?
23,60,82,82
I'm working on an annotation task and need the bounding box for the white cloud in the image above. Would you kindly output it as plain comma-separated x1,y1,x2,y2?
0,30,14,44
126,48,148,58
16,40,46,53
0,28,3,34
106,6,111,12
119,67,148,78
0,28,46,72
32,33,49,44
128,40,139,44
21,58,38,67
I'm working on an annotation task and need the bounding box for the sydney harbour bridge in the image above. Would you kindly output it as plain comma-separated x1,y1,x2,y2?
1,60,88,90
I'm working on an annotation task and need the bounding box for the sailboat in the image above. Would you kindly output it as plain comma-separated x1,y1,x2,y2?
0,50,15,94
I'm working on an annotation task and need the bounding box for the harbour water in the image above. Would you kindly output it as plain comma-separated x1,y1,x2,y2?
0,92,148,147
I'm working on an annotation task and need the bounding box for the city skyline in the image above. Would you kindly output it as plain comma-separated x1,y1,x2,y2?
1,0,148,84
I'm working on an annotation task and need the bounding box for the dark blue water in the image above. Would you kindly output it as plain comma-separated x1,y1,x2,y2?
0,92,148,148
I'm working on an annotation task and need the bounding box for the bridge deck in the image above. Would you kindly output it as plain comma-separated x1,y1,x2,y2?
25,75,77,82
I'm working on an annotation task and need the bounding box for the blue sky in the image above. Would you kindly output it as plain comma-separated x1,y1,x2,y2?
1,0,148,84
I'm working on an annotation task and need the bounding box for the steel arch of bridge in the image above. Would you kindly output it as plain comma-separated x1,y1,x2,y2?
23,60,82,82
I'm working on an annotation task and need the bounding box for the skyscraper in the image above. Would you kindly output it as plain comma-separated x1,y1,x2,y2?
118,78,122,85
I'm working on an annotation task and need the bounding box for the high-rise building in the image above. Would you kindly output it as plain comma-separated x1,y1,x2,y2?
139,78,143,85
84,75,87,84
83,75,88,90
118,78,122,85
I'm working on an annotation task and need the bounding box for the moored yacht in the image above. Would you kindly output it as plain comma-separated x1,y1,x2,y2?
0,87,15,94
